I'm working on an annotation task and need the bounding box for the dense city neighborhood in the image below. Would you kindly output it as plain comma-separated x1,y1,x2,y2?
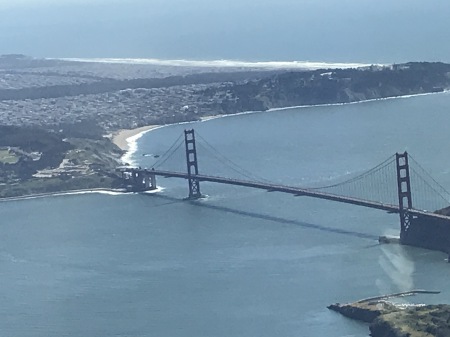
1,55,449,198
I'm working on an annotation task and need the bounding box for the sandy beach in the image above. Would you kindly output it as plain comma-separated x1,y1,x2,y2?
112,125,160,151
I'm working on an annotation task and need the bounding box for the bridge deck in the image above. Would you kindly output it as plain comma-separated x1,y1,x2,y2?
119,168,450,221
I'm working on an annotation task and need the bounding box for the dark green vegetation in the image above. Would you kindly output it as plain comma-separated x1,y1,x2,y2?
329,297,450,337
0,125,123,198
371,305,450,337
200,62,450,114
0,125,72,179
0,149,18,164
57,120,105,140
0,175,119,198
0,69,280,101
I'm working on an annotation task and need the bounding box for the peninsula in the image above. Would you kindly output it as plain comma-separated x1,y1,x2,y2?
1,55,450,198
328,291,450,337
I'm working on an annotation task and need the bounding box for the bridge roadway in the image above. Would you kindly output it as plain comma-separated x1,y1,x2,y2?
133,169,450,221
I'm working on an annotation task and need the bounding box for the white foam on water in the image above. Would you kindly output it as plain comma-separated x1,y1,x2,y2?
141,186,165,194
0,189,130,202
54,57,374,70
121,126,165,165
180,90,450,128
377,244,415,294
0,186,168,203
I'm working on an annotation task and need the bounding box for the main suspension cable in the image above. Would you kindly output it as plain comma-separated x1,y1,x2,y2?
307,155,396,190
196,132,270,182
153,135,185,169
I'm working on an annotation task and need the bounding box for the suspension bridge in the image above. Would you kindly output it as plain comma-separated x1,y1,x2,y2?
118,129,450,246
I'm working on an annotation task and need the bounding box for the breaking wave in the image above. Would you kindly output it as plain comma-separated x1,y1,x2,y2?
55,57,375,70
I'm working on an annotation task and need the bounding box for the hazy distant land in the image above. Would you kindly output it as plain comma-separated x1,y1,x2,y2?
1,55,449,197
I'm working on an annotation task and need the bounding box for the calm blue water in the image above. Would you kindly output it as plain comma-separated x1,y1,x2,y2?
2,93,450,336
1,2,450,334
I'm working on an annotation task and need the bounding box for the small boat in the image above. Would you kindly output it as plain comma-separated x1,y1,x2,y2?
141,153,160,158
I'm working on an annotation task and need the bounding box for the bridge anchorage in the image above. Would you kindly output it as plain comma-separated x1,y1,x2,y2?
117,129,203,199
117,128,450,250
118,167,157,192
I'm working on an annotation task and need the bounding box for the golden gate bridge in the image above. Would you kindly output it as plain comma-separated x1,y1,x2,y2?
118,129,450,248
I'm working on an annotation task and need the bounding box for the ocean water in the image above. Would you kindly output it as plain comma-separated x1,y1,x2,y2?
2,0,450,63
2,92,450,336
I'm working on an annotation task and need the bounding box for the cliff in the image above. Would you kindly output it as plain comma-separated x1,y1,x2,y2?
328,291,450,337
401,215,450,253
328,301,398,323
0,125,123,198
199,62,450,115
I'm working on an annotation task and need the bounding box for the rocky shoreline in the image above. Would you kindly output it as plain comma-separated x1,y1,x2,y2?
328,291,450,337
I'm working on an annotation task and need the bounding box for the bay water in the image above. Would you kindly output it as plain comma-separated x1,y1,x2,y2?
2,93,450,336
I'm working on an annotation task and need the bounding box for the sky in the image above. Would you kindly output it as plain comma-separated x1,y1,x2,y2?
0,0,449,63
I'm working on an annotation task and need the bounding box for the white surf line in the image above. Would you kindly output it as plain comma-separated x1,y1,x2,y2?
52,57,376,70
121,125,166,165
188,90,450,125
0,186,162,203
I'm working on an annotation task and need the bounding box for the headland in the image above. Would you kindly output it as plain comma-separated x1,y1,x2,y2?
1,55,450,199
328,291,450,337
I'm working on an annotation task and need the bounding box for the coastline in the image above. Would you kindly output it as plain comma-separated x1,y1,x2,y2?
0,186,164,203
0,188,124,202
267,89,450,112
197,90,450,124
112,89,450,167
56,57,373,70
113,117,224,165
112,125,161,151
0,89,447,202
112,125,165,165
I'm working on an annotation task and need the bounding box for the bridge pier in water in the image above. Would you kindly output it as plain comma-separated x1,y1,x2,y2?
120,168,157,192
115,130,450,253
394,151,450,252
